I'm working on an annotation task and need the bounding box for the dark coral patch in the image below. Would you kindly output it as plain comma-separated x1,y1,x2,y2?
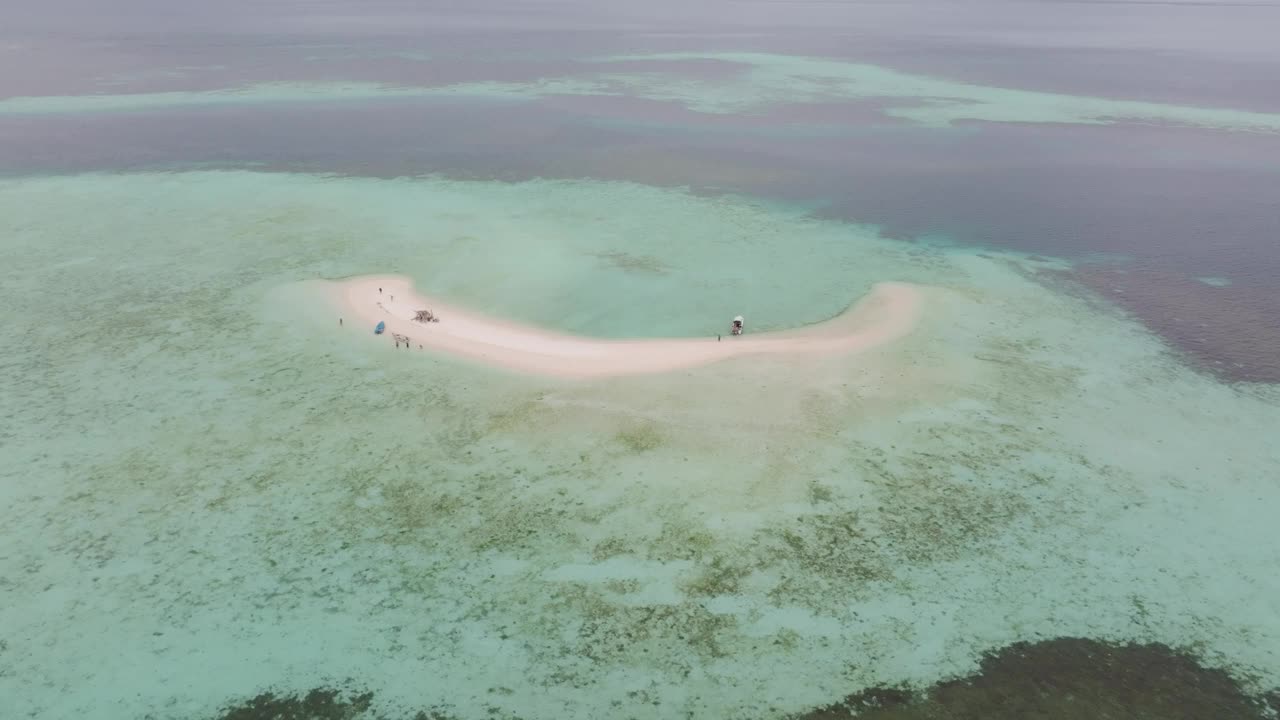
793,638,1278,720
213,689,376,720
1047,265,1280,384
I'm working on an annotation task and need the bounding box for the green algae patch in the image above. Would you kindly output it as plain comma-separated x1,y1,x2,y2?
613,422,665,453
590,249,672,275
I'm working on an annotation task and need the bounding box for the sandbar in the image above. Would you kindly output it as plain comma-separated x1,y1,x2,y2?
325,275,923,378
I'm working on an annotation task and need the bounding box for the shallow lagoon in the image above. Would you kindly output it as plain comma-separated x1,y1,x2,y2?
1,171,1278,718
5,0,1280,716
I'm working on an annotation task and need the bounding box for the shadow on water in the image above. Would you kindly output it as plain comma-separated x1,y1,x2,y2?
207,638,1279,720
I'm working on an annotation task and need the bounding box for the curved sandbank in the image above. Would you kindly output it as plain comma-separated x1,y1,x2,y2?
325,275,923,378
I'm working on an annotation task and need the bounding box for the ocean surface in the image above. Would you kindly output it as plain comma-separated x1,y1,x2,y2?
2,1,1279,718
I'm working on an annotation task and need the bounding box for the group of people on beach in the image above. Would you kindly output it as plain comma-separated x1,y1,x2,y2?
345,285,745,349
337,286,437,351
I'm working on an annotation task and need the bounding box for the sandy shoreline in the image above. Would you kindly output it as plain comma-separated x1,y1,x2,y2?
323,275,923,378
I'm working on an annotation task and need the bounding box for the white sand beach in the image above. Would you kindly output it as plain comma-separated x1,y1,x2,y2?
327,275,924,378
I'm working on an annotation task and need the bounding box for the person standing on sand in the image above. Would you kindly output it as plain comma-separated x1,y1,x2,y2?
379,287,383,294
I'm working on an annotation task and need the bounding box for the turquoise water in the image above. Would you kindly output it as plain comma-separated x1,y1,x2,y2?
2,171,1278,718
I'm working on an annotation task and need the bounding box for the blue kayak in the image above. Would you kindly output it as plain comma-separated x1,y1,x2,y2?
374,321,386,334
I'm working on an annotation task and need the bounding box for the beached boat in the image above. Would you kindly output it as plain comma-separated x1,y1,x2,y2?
374,321,386,334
